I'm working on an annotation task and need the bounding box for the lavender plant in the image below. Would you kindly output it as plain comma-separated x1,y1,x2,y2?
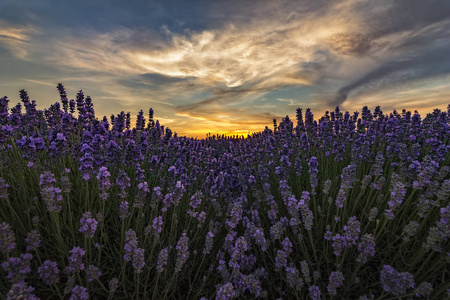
0,85,448,299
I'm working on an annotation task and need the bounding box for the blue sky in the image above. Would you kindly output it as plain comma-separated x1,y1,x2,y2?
1,0,449,137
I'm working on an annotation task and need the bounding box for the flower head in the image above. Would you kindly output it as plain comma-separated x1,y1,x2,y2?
79,212,98,238
37,260,60,285
0,222,16,254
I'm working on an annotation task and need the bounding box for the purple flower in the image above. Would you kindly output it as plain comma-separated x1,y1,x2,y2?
79,212,98,238
85,265,101,282
119,201,129,220
282,237,293,254
275,250,288,269
416,197,438,218
150,186,163,208
226,202,243,229
79,144,94,180
132,248,145,274
6,281,39,300
343,216,361,245
309,285,321,300
300,260,311,284
330,234,347,256
1,253,33,284
0,222,16,254
402,221,420,242
340,164,357,189
203,231,214,255
0,96,10,125
298,191,314,230
39,172,63,213
156,246,170,273
61,173,71,194
96,166,111,201
108,277,119,293
0,177,9,199
137,181,149,193
197,211,207,226
245,221,267,251
66,247,85,274
124,229,138,262
24,230,41,252
370,152,385,176
216,282,236,300
323,179,332,195
286,264,304,290
116,169,130,199
32,216,39,226
437,179,450,202
327,271,344,296
189,191,203,209
175,232,190,272
385,173,407,219
380,265,415,296
37,260,59,285
270,218,287,241
123,229,145,273
371,176,385,191
357,234,376,264
415,281,433,297
149,215,163,243
360,174,372,190
135,181,149,208
335,188,346,208
424,204,450,252
367,207,378,222
70,285,88,300
313,270,320,282
324,217,361,256
308,157,319,194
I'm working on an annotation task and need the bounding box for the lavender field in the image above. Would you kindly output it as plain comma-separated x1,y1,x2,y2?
0,84,449,299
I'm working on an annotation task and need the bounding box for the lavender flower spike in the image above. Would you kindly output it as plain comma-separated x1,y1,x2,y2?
79,212,98,238
70,285,89,300
37,260,60,285
175,232,190,272
0,222,16,254
380,265,415,296
327,271,344,296
66,247,85,274
309,285,321,300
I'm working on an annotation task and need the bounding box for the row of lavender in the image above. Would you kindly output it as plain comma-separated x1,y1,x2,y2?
0,84,449,299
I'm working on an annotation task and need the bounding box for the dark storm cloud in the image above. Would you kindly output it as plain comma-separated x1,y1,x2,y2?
329,0,450,107
368,0,450,39
332,44,450,108
325,33,373,57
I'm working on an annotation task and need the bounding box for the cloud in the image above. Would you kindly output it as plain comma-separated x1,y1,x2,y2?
41,4,354,128
325,32,373,57
0,21,38,59
32,2,354,91
331,23,450,108
19,78,55,86
2,0,450,137
277,98,303,106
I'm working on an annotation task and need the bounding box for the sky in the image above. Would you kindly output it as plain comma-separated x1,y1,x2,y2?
1,0,449,138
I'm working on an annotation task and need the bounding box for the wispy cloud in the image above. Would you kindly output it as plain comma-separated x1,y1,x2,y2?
0,21,38,59
19,78,55,86
277,98,303,106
